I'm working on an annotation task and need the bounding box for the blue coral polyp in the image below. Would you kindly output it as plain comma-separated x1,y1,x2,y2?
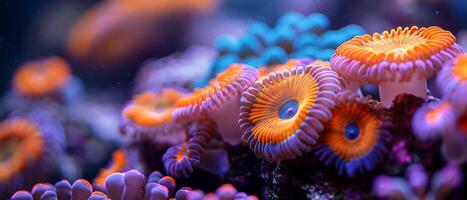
315,91,392,177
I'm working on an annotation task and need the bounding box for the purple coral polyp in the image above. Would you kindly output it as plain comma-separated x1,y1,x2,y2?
373,163,463,200
437,53,467,110
163,143,199,178
163,120,215,177
412,101,454,141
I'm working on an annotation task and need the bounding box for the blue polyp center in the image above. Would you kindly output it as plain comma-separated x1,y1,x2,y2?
278,100,299,119
345,123,360,140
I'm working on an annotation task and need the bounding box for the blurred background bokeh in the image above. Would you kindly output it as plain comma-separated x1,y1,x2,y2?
1,0,466,97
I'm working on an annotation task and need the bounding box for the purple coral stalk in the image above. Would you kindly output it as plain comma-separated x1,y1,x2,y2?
373,163,463,200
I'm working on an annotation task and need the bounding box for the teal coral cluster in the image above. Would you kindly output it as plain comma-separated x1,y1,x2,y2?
210,12,365,77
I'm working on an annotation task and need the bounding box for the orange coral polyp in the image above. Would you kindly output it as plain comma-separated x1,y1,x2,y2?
119,0,218,14
0,118,43,182
315,92,391,176
452,54,467,81
412,101,455,141
323,100,381,161
67,0,218,63
239,65,342,162
123,89,182,127
93,150,127,186
176,64,245,108
249,73,319,144
13,57,71,97
438,53,467,110
173,64,258,122
335,26,456,66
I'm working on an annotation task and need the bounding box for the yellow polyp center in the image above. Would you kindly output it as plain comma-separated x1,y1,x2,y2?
123,89,182,127
452,55,467,81
153,99,173,110
364,35,426,55
249,73,319,144
133,90,180,111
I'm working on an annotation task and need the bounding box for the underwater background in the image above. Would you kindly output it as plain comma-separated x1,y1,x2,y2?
0,0,467,199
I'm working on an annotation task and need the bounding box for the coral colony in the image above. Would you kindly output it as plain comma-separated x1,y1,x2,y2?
1,5,467,200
